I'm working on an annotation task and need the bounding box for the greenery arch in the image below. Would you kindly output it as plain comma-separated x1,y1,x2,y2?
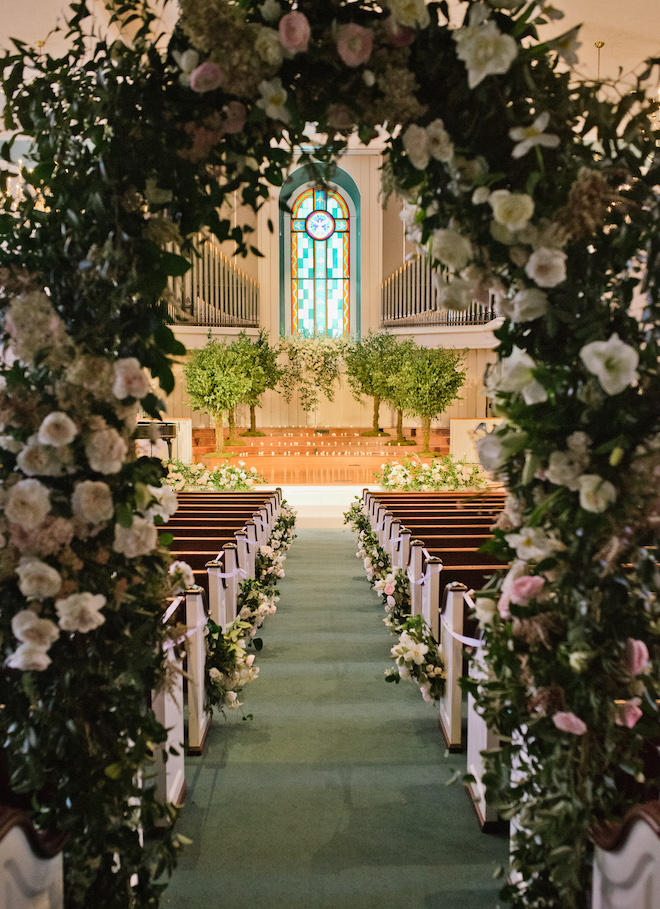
0,2,659,907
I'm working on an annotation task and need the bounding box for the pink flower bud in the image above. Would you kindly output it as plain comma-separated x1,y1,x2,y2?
222,101,246,135
615,698,643,729
552,711,587,736
623,638,649,677
337,23,374,68
509,575,545,606
189,61,224,94
384,584,395,596
385,16,415,47
279,10,311,55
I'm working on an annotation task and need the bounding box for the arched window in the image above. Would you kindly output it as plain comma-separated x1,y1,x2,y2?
280,165,360,339
291,186,350,337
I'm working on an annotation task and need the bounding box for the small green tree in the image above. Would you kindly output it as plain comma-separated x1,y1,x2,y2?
381,337,418,446
401,346,466,455
183,340,252,454
344,331,397,436
232,330,282,437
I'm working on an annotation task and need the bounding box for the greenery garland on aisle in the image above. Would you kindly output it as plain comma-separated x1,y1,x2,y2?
1,0,659,906
204,502,296,715
344,499,446,704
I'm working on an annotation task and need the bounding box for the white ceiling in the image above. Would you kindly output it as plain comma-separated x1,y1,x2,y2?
1,1,659,89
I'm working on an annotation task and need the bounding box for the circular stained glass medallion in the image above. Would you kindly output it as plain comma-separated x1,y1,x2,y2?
305,210,335,241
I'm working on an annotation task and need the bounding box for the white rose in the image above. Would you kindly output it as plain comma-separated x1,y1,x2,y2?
15,558,62,599
579,333,639,396
11,609,60,647
169,560,195,591
55,592,107,633
387,0,430,29
472,186,491,205
85,426,128,474
112,358,150,400
474,596,498,628
431,228,472,271
491,346,547,404
6,478,51,530
143,484,178,522
72,480,115,524
259,0,282,23
545,450,584,490
578,474,617,513
434,275,474,311
499,288,548,322
489,189,534,232
16,437,68,477
6,642,52,671
255,27,284,66
525,246,567,288
0,435,24,453
113,516,158,558
37,412,78,446
454,19,517,89
402,123,429,170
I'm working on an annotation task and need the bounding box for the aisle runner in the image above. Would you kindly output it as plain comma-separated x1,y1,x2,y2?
163,529,507,909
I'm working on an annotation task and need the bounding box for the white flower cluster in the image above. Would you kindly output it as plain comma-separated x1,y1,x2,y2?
390,629,444,704
166,459,266,491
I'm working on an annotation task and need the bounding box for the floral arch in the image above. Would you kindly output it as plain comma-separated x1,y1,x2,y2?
0,1,659,907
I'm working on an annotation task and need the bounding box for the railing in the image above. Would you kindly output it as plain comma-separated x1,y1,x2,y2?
381,256,496,327
168,234,259,327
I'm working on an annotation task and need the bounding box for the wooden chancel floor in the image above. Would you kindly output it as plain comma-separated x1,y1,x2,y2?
195,426,452,486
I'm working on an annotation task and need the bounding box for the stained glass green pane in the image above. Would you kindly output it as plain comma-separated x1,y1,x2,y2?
326,233,345,279
315,279,326,335
327,279,343,332
327,192,348,219
293,189,314,219
298,280,315,335
296,233,314,280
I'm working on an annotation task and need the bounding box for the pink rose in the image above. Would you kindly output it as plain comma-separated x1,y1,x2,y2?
623,638,649,677
510,575,545,606
327,103,354,132
385,17,415,47
222,101,247,135
279,11,311,55
615,698,643,729
552,711,587,736
337,23,373,68
384,584,395,596
189,62,224,94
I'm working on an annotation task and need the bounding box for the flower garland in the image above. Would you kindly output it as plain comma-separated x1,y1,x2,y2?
2,0,659,905
345,498,445,704
204,502,296,714
166,458,267,490
375,454,488,491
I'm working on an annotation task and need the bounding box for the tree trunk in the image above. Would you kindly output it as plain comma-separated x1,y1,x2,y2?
228,408,236,438
372,394,380,434
250,404,257,433
422,417,431,454
214,416,224,454
396,409,405,443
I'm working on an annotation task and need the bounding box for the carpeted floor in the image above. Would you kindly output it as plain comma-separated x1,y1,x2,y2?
162,528,507,909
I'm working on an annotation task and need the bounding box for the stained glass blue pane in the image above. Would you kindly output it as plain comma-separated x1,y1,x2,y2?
334,219,348,231
327,279,342,328
296,233,314,280
316,240,326,274
314,189,325,210
326,234,345,279
293,220,306,231
315,280,326,334
294,192,314,219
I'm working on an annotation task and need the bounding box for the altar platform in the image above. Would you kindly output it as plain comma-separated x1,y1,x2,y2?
194,425,451,487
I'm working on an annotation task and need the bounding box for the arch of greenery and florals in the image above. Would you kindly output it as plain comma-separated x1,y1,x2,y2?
1,0,659,906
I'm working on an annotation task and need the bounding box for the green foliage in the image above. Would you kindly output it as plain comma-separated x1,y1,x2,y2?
279,335,344,412
231,329,282,408
400,346,466,423
344,331,397,402
183,339,251,423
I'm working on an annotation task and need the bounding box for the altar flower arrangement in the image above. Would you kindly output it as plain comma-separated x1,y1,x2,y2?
166,458,267,490
375,454,487,491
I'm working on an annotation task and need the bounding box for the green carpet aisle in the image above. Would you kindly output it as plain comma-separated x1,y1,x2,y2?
162,528,508,909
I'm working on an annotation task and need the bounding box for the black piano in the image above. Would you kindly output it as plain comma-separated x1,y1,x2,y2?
135,421,177,459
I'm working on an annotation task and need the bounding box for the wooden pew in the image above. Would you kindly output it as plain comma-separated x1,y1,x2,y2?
152,596,186,809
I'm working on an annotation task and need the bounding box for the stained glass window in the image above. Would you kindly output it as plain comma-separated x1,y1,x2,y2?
291,186,350,337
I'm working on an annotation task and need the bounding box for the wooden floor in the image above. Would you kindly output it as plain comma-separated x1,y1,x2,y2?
198,426,452,486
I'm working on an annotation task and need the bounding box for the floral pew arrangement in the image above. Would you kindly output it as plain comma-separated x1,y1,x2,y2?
344,498,445,705
166,459,267,491
374,454,488,492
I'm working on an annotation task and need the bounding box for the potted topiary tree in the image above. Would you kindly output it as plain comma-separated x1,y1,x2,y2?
401,346,466,455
